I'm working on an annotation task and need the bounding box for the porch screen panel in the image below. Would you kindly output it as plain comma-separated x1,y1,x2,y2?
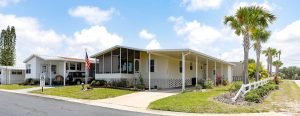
128,49,134,74
134,51,140,59
96,56,103,74
104,53,111,73
121,48,127,73
112,49,120,73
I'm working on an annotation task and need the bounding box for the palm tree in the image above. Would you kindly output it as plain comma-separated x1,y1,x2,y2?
252,29,270,81
224,6,276,84
272,60,283,76
263,47,277,76
277,50,281,61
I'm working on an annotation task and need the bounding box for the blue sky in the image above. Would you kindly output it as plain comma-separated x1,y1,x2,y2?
0,0,300,67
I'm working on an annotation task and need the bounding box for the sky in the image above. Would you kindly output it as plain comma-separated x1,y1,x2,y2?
0,0,300,68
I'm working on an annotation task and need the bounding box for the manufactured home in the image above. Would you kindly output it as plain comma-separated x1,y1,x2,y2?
0,66,25,84
91,45,234,91
23,54,95,86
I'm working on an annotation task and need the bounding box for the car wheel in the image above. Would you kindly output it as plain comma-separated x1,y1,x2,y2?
76,80,82,85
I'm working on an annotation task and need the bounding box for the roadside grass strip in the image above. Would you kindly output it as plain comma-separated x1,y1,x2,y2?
31,85,135,100
0,84,35,90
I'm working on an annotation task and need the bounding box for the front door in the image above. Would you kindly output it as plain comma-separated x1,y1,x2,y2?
134,59,140,78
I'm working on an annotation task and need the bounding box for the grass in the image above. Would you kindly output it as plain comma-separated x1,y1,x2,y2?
148,80,300,113
30,85,136,100
0,84,35,90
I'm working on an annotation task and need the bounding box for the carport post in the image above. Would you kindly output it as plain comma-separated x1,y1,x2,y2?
195,56,198,86
63,61,66,86
148,53,151,91
8,69,11,84
214,61,217,86
221,64,223,84
206,59,208,81
182,52,186,91
50,61,52,86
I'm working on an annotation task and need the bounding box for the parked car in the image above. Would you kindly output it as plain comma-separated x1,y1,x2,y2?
66,72,94,85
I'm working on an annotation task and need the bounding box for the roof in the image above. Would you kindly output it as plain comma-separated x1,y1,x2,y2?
0,66,25,70
91,45,235,66
23,54,95,63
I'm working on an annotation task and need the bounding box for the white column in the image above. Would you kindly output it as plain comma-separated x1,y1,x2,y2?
182,52,186,91
50,61,52,86
148,53,151,91
221,64,223,84
206,59,208,81
111,51,113,74
119,48,122,76
102,55,104,73
126,49,128,74
214,61,217,85
195,56,198,86
8,69,11,84
63,61,66,86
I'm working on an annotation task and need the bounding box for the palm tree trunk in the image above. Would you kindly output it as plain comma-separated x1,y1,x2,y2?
267,57,270,77
270,57,273,77
243,33,250,84
255,41,261,81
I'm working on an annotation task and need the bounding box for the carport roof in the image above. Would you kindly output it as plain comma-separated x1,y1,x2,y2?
23,54,95,63
91,45,235,66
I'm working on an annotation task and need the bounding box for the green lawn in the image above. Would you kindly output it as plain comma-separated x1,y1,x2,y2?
30,85,136,100
0,84,35,90
148,80,300,113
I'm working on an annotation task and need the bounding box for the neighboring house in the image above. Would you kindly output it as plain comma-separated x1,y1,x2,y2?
91,45,234,91
230,62,243,81
0,66,25,84
23,54,95,86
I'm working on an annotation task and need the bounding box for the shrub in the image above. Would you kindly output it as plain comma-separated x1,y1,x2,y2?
245,92,260,103
223,80,228,86
204,80,214,89
90,80,107,87
274,76,280,84
198,79,206,88
20,78,39,85
229,81,243,92
136,84,145,90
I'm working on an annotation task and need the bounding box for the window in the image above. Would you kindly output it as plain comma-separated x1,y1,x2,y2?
12,70,22,75
26,64,31,74
66,63,69,70
51,65,57,74
70,63,76,70
179,61,182,73
0,70,1,75
77,63,81,70
150,59,155,72
190,62,193,70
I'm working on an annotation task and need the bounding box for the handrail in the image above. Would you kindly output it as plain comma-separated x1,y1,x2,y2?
231,78,271,102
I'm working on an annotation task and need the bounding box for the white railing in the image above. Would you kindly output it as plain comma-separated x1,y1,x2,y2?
231,78,271,102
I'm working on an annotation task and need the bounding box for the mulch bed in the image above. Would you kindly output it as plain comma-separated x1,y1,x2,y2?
213,91,255,106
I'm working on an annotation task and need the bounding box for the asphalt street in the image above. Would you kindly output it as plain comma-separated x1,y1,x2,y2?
0,91,158,116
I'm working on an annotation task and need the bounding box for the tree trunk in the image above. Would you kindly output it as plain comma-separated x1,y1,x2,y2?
243,33,250,84
270,57,273,77
255,41,261,81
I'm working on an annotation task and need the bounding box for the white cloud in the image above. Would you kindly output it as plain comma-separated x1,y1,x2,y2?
0,13,123,65
230,1,274,14
146,39,160,49
138,29,160,49
67,25,123,57
69,6,115,25
221,48,244,62
0,0,20,7
139,29,156,40
181,0,222,11
265,20,300,67
169,16,222,52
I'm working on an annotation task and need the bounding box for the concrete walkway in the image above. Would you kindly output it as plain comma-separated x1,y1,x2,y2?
94,90,178,109
294,80,300,87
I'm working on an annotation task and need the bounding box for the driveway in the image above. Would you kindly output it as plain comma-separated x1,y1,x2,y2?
0,91,156,116
94,89,179,109
295,80,300,87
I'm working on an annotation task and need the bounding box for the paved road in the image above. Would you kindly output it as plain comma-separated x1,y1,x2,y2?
0,91,157,116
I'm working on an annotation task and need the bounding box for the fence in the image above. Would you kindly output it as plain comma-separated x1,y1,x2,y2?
232,76,243,81
231,78,271,102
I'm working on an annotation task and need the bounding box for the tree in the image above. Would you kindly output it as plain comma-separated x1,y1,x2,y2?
0,26,17,66
252,29,271,81
272,60,283,77
224,6,275,84
248,61,268,81
262,47,277,76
